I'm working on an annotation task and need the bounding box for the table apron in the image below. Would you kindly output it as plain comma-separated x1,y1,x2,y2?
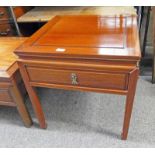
20,62,139,96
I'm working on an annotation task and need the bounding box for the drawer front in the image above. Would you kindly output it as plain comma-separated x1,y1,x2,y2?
0,23,15,36
27,67,128,90
0,7,10,20
0,89,13,103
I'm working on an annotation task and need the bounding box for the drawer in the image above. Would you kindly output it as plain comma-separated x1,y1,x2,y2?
0,23,15,36
26,67,128,90
0,7,10,20
0,89,13,103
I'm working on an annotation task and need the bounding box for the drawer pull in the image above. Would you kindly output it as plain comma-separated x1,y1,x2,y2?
71,73,78,85
0,11,4,16
0,29,10,36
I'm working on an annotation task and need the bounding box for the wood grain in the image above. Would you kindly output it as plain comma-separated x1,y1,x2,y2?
0,37,26,71
15,15,141,139
15,15,141,61
18,61,47,129
121,68,139,140
26,66,128,90
9,75,32,127
0,37,32,127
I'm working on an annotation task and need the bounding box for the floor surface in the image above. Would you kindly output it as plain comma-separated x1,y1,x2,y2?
0,76,155,147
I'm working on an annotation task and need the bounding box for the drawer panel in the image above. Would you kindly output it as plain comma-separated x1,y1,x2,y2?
0,7,10,20
27,67,128,90
0,23,15,36
0,89,13,103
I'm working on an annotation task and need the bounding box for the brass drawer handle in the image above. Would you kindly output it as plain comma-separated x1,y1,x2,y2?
71,73,78,85
0,11,4,16
0,29,10,36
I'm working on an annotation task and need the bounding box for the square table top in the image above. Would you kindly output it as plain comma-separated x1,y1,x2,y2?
0,37,27,78
15,15,141,61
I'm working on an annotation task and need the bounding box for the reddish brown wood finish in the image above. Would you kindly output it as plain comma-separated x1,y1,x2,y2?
0,22,15,36
13,7,33,19
0,37,32,127
15,15,141,139
18,61,46,129
121,68,139,140
0,7,10,20
26,66,128,90
0,7,17,36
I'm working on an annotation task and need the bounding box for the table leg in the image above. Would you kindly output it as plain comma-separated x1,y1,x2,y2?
152,7,155,83
152,52,155,83
9,76,32,127
142,7,151,57
121,68,139,140
18,62,47,129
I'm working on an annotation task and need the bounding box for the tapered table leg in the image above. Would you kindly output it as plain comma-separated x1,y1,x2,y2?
9,76,32,127
18,62,47,129
121,68,139,140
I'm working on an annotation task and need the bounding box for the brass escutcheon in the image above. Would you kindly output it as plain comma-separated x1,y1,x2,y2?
71,73,78,85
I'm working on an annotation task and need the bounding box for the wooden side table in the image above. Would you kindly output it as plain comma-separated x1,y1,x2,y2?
0,37,32,127
15,15,141,139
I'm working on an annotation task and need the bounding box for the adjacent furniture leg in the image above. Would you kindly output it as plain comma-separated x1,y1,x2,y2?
121,68,139,140
9,76,32,127
152,51,155,83
18,62,47,129
152,7,155,83
142,6,151,57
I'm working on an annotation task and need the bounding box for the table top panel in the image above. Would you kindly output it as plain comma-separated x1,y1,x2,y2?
35,16,125,48
15,16,141,61
0,37,27,76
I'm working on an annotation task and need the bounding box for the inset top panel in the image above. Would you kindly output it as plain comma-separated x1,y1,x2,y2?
34,16,126,48
15,15,141,61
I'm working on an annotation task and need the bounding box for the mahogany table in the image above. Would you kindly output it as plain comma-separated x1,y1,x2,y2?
15,15,141,140
0,37,32,127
